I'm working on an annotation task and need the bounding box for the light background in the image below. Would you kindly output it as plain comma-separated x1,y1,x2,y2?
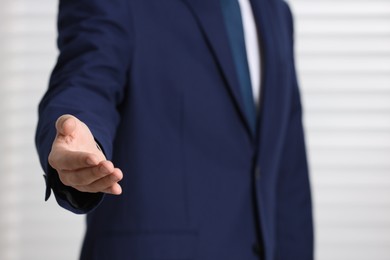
0,0,389,259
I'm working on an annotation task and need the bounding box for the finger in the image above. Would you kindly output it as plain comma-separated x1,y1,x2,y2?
50,149,101,171
58,160,115,186
55,114,77,137
102,183,123,195
75,168,123,194
76,183,122,195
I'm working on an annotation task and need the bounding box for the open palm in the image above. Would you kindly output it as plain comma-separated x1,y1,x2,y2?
49,114,123,195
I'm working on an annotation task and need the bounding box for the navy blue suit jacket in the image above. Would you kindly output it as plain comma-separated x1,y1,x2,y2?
36,0,314,259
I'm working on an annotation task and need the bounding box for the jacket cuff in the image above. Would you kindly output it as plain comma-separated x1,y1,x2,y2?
44,165,104,214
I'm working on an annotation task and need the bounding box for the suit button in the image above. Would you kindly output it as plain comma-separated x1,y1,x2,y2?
255,166,261,180
252,243,262,256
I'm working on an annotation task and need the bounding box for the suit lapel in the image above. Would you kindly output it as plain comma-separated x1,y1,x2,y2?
251,0,292,162
183,0,255,138
249,2,292,256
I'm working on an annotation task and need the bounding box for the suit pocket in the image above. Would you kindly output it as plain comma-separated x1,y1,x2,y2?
93,230,198,260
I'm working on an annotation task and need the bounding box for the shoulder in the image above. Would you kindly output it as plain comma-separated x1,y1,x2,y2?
282,1,294,32
273,0,295,46
274,0,294,35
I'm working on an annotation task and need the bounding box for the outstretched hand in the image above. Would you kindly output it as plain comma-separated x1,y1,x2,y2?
48,114,123,195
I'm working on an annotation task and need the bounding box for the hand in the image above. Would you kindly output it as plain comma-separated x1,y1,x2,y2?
48,114,123,195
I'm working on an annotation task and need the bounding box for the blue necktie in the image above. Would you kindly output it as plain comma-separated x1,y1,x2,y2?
220,0,257,133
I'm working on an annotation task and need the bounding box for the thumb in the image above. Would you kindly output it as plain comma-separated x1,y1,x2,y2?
55,114,78,137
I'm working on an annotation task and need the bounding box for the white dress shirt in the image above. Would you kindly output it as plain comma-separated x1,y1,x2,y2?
238,0,261,107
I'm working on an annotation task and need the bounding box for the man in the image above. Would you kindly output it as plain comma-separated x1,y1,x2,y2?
36,0,313,259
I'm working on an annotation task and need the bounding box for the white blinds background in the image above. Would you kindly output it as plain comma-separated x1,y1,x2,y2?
0,0,389,260
289,0,390,259
0,1,84,260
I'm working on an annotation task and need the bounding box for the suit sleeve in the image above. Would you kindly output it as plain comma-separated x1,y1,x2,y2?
275,2,314,259
35,0,133,214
